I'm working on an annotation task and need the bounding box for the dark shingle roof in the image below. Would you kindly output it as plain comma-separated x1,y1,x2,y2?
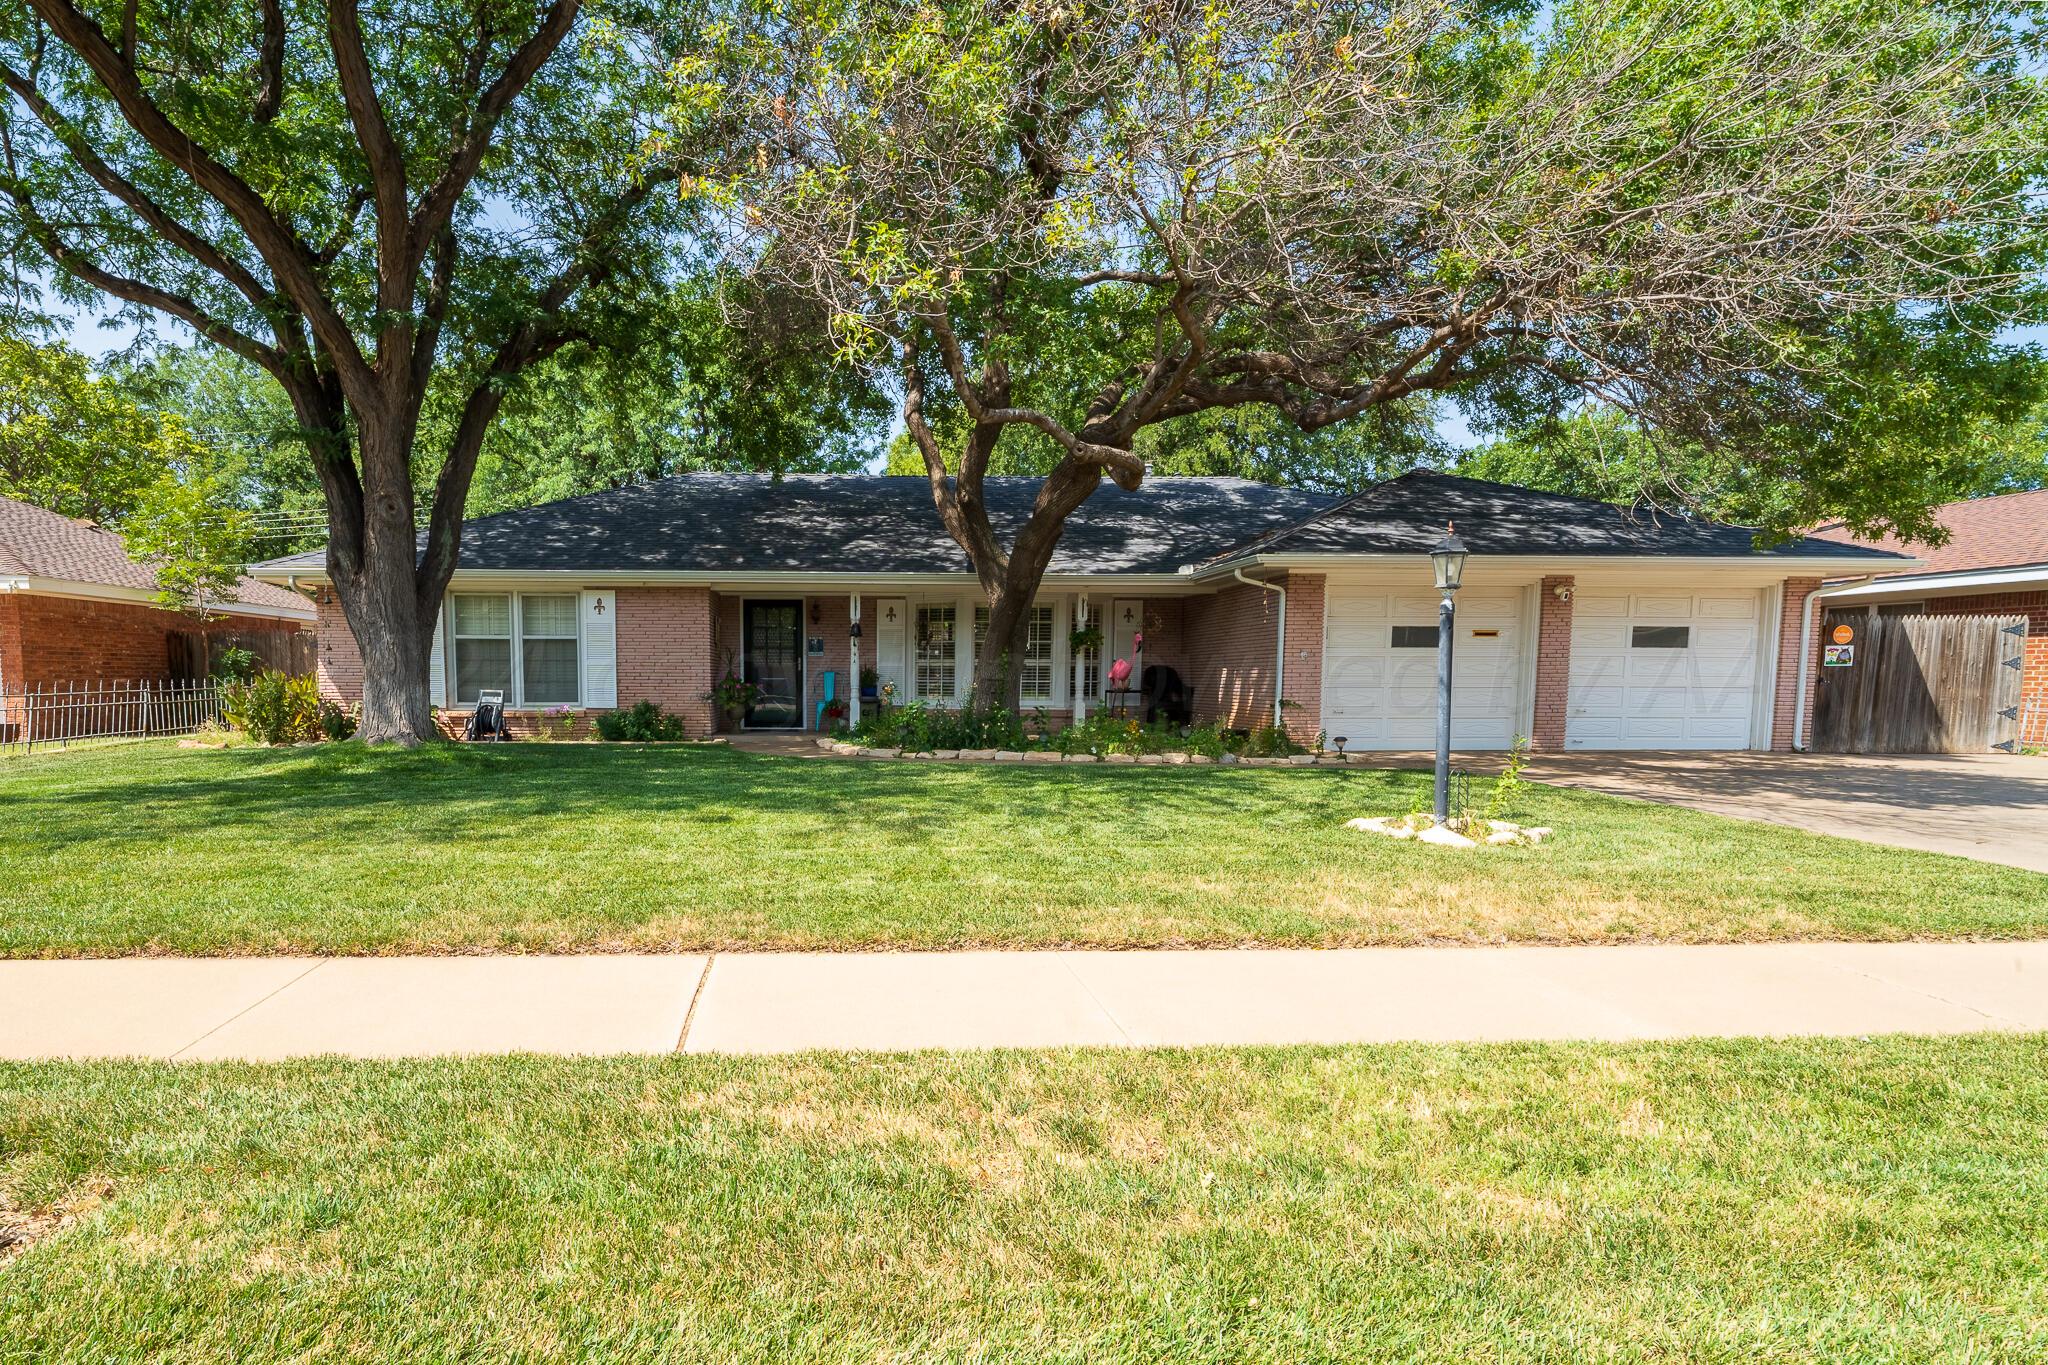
0,494,313,614
1205,470,1913,564
257,469,1909,581
258,474,1337,576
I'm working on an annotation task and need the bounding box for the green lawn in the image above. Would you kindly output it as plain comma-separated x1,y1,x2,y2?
2,740,2044,956
4,1036,2047,1362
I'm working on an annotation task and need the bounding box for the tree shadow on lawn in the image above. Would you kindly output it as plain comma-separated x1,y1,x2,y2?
6,743,1442,855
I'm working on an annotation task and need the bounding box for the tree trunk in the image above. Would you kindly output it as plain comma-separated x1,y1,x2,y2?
329,416,440,746
970,585,1034,712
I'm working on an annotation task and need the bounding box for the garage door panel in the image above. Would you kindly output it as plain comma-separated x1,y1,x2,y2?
1697,596,1758,620
1567,591,1761,750
1324,586,1527,751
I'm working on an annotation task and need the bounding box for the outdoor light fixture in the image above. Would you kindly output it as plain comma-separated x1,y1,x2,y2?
1430,525,1469,822
1429,526,1469,592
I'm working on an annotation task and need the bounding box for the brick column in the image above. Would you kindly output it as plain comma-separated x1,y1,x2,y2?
1280,573,1325,744
1530,576,1575,750
1770,577,1825,751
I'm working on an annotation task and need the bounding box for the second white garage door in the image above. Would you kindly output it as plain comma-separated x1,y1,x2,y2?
1566,592,1761,750
1323,588,1526,750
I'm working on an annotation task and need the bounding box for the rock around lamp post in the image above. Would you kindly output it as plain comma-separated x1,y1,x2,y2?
1429,526,1469,823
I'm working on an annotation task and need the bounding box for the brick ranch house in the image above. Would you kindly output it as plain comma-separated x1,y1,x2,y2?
1808,487,2048,746
257,470,1906,751
1,494,313,717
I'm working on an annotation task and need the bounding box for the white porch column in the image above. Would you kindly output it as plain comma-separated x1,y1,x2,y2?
848,593,861,728
1072,593,1089,723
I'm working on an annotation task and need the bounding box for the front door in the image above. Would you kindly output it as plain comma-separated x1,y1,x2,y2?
743,600,803,729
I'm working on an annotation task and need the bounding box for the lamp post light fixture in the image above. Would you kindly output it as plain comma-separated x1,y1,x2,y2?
1429,526,1469,822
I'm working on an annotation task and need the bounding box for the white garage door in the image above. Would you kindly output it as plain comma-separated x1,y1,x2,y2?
1567,592,1760,750
1324,589,1525,750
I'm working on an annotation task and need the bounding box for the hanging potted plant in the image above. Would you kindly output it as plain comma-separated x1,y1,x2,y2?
1069,621,1104,656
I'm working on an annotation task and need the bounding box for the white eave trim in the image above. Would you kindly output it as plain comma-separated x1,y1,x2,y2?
251,567,1210,595
0,575,315,621
1815,562,2048,602
1180,551,1926,579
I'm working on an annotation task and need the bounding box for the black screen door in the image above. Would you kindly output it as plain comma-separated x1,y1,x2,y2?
743,600,803,729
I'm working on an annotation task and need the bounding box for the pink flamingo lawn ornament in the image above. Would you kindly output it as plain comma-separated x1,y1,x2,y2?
1107,657,1133,690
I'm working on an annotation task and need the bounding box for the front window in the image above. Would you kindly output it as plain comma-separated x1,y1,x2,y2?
453,594,513,703
915,603,957,699
519,594,580,705
974,603,1057,700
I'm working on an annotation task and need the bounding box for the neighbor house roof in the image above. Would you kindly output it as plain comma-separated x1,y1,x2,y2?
0,494,312,617
254,469,1909,584
1805,488,2048,577
1201,470,1909,566
257,474,1338,578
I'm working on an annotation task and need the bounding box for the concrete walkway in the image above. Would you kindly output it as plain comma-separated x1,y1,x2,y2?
6,942,2047,1060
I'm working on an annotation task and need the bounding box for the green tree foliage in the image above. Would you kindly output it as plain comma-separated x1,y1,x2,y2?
0,332,182,521
713,0,2046,707
0,0,736,741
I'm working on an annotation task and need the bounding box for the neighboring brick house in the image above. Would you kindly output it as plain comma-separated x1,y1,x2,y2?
257,471,1902,751
1808,488,2048,746
0,494,313,691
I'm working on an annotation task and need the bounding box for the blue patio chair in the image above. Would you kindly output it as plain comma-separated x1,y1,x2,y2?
814,670,838,731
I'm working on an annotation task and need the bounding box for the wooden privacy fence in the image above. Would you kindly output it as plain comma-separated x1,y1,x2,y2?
1812,611,2028,754
0,679,223,758
167,629,315,681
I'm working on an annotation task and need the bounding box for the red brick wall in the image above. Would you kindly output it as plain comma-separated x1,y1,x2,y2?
6,592,303,690
1923,589,2048,745
314,594,362,706
1772,577,1825,751
1532,576,1575,751
1182,575,1323,733
616,586,716,736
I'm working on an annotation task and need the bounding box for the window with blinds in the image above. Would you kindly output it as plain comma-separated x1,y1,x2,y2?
915,603,957,699
452,594,513,703
520,594,580,705
972,603,1056,700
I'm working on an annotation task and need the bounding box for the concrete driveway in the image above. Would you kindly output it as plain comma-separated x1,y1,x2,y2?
1516,751,2048,873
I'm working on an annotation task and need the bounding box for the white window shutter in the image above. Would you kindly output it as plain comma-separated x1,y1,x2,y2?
581,591,617,709
875,597,908,697
427,603,447,707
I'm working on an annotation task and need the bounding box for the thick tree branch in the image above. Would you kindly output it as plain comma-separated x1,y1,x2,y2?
19,0,368,378
0,60,277,313
253,0,285,122
324,0,410,327
405,0,579,276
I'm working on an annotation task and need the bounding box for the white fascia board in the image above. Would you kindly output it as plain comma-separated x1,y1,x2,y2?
1817,562,2048,602
255,567,1208,595
1184,552,1924,580
0,575,316,621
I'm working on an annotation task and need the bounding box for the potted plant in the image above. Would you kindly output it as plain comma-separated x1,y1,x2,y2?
1068,622,1104,656
859,666,881,701
706,655,761,730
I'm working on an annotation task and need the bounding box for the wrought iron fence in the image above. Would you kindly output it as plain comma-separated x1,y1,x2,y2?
0,679,223,758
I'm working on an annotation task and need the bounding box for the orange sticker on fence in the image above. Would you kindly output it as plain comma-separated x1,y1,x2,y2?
1831,623,1855,645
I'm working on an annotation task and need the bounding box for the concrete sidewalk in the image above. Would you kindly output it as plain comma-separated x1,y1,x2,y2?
6,942,2047,1061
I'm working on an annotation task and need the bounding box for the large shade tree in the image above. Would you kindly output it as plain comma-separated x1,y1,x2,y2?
715,0,2045,708
0,0,728,741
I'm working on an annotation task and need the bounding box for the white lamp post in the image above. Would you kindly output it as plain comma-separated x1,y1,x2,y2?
1429,527,1469,822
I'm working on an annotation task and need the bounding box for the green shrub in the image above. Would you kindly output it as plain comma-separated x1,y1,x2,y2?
318,701,358,742
594,700,686,742
221,672,322,744
209,646,260,683
842,699,1029,752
